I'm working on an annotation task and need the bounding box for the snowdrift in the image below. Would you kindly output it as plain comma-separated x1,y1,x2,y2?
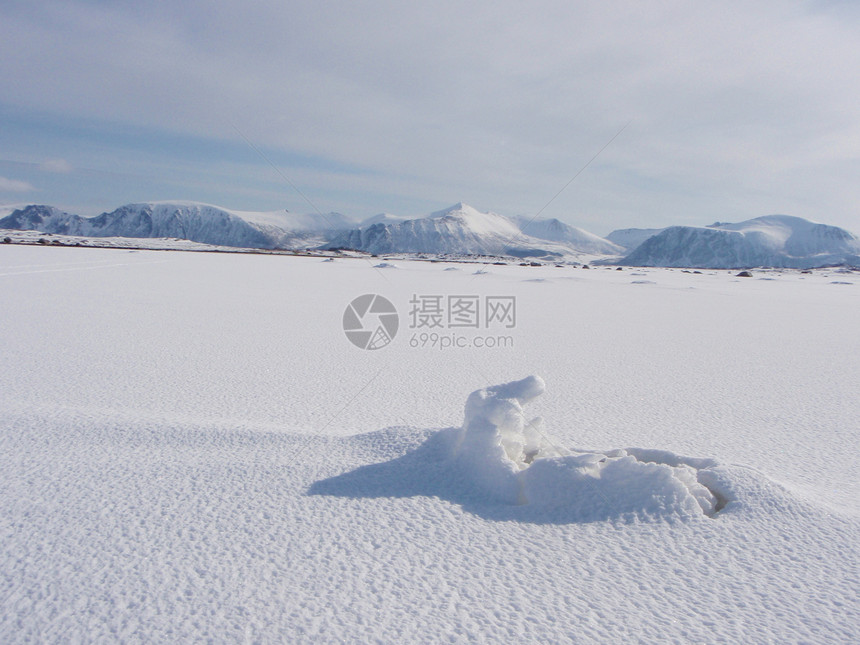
311,376,729,522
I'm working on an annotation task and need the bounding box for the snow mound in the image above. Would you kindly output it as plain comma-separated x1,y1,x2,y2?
454,376,719,517
312,377,725,522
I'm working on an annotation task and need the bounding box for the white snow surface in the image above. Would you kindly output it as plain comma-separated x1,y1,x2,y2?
1,245,859,643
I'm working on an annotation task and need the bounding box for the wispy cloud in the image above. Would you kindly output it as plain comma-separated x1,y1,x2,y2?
1,1,859,232
0,176,34,192
40,158,73,174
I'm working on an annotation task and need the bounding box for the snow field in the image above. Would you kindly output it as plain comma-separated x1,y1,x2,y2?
1,245,858,642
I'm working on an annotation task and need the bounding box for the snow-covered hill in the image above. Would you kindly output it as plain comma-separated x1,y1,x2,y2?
329,203,546,257
0,205,89,236
606,227,666,252
0,202,355,250
622,215,860,269
514,216,623,254
358,212,413,228
326,203,617,258
0,203,35,219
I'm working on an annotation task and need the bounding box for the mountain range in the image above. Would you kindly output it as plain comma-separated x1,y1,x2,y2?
327,203,620,257
2,201,858,268
0,201,620,259
0,202,353,250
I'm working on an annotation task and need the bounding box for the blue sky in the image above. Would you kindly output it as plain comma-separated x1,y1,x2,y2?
1,0,859,235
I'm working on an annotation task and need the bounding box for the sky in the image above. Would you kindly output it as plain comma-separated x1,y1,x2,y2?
1,0,859,235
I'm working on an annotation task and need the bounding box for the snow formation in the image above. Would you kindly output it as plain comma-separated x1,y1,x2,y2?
453,376,719,518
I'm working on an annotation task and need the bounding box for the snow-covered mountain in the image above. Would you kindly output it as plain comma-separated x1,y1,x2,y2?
0,203,34,219
10,201,852,268
0,205,89,236
327,203,619,258
358,213,413,228
606,227,666,252
514,216,623,254
3,201,622,257
622,215,860,269
0,202,355,249
328,203,550,257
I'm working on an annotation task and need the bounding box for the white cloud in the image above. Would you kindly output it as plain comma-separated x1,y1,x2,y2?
40,158,73,173
0,176,34,192
1,1,859,230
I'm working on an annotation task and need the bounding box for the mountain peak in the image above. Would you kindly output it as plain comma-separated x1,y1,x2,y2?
513,215,623,254
429,202,485,219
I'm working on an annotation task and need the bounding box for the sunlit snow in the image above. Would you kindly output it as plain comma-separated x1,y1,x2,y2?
1,244,858,642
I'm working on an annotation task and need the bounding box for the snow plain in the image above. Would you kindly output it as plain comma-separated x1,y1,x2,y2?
1,244,858,643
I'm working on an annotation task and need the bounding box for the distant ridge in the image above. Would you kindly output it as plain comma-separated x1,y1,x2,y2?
0,202,355,250
326,203,620,258
4,201,857,268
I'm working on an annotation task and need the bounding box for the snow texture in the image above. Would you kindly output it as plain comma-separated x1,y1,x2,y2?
1,245,858,643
